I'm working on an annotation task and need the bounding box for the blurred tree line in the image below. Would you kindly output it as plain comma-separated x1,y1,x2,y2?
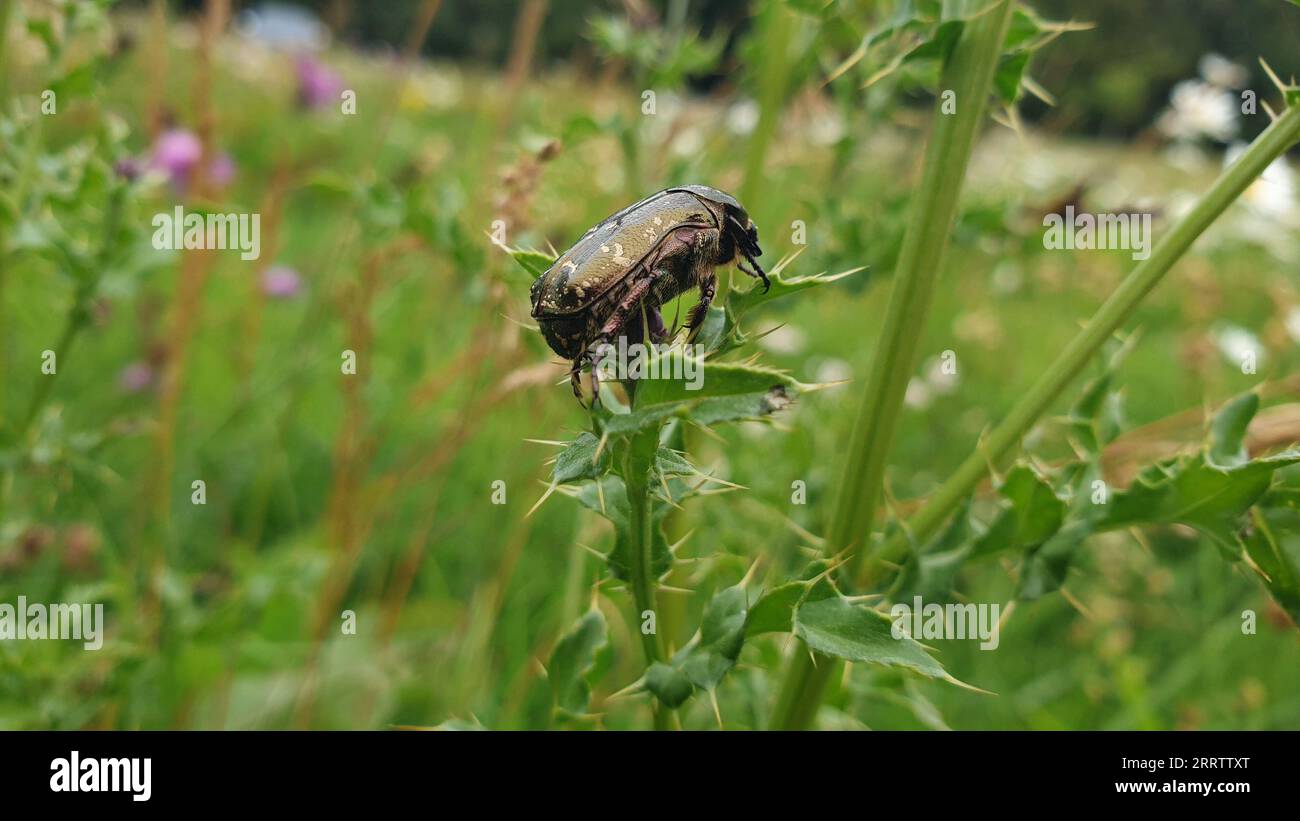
157,0,1299,138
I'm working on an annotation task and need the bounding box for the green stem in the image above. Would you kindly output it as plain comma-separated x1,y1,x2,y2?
622,428,672,730
2,186,124,527
739,0,795,208
770,0,1015,730
864,101,1300,584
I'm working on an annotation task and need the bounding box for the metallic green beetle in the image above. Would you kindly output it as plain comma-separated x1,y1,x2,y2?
529,184,767,400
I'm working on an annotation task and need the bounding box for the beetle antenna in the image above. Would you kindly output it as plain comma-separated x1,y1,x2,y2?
728,214,768,293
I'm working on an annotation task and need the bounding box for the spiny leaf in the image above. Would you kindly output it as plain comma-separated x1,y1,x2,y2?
1243,486,1300,626
601,383,801,436
792,595,960,685
891,498,978,602
502,245,555,283
547,608,610,718
1208,392,1257,468
1092,448,1300,560
643,662,693,709
632,348,806,408
643,585,749,709
654,446,698,478
969,463,1067,559
571,475,673,581
552,432,610,484
745,582,809,636
723,263,864,330
677,586,748,690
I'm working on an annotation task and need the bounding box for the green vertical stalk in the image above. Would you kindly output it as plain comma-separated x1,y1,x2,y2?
862,101,1300,583
737,0,796,273
622,427,673,730
770,0,1015,730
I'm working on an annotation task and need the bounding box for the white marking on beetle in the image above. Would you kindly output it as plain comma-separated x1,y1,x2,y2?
600,245,610,253
612,242,632,265
562,260,577,273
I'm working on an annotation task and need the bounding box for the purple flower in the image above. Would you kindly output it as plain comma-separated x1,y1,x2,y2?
118,361,155,393
149,128,203,182
148,129,236,191
296,55,344,110
208,152,236,187
261,265,303,299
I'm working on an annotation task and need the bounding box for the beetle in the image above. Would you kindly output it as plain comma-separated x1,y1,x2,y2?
529,184,767,401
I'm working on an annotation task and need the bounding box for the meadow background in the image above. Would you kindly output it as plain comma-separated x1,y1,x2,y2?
1,0,1298,729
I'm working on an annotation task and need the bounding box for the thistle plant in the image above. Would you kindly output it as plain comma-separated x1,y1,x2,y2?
510,248,864,728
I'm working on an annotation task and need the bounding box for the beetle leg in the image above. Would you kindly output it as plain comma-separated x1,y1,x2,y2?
599,274,657,340
587,347,602,402
569,354,586,402
686,272,716,342
738,253,770,294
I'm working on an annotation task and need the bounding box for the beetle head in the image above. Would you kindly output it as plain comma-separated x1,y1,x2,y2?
724,208,769,293
725,206,762,261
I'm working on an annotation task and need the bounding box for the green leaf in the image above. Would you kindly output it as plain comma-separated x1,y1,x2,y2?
724,263,864,329
643,662,693,709
993,50,1030,103
1242,499,1300,627
891,498,977,601
1020,393,1300,597
792,595,959,684
570,475,672,581
969,463,1066,559
677,586,748,690
1093,449,1300,560
745,582,808,636
642,585,750,709
631,347,806,409
1016,521,1092,600
600,383,800,436
547,608,610,717
654,445,698,478
551,432,609,484
1208,392,1258,468
504,246,555,282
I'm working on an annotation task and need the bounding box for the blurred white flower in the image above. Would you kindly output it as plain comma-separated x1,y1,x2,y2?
1227,142,1298,224
904,378,932,410
670,125,705,158
923,356,959,395
806,108,845,146
991,261,1022,295
757,324,807,355
727,99,759,136
814,358,853,385
1199,53,1247,89
1286,307,1300,345
1157,80,1239,142
1213,323,1264,369
1162,141,1211,174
